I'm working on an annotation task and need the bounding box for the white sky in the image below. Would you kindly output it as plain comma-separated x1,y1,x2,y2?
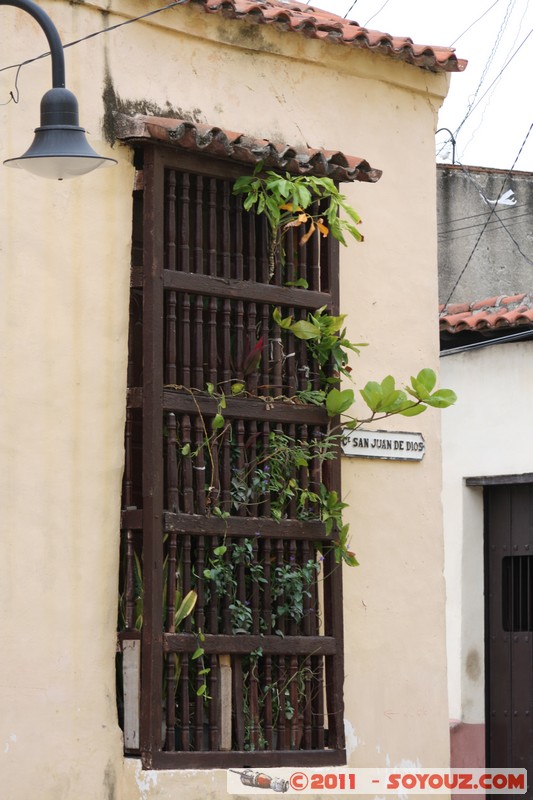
316,0,533,172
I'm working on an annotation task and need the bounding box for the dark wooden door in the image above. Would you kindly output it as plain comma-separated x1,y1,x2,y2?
485,483,533,788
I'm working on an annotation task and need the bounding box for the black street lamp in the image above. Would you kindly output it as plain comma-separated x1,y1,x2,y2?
1,0,116,179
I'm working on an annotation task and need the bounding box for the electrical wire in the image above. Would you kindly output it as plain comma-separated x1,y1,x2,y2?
449,0,503,46
444,121,533,305
364,0,392,27
453,0,516,141
0,0,188,83
452,27,533,141
343,0,360,20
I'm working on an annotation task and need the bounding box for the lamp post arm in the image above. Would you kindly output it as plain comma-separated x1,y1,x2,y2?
0,0,65,88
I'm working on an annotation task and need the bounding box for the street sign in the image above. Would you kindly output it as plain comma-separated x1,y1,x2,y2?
342,429,425,461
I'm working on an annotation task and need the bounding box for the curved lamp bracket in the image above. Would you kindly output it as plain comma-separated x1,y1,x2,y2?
1,0,116,179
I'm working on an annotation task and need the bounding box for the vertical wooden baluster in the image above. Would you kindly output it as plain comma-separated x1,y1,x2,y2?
245,208,258,394
195,621,205,750
258,216,270,397
221,182,232,388
251,536,261,635
288,423,298,520
248,419,258,518
302,541,312,750
194,417,206,517
178,652,190,751
310,425,322,503
289,655,299,749
285,227,297,398
178,173,191,388
276,538,286,749
299,424,310,522
207,179,218,386
236,419,246,517
312,656,325,749
165,412,179,750
181,410,193,752
234,193,245,384
261,422,271,518
181,415,194,518
209,653,221,750
309,202,320,292
249,655,260,751
193,175,205,389
221,421,232,515
180,531,192,750
166,170,177,386
320,198,333,294
262,537,273,748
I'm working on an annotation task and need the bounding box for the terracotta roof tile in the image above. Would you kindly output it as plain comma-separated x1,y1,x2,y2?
439,293,533,333
116,115,382,182
183,0,467,73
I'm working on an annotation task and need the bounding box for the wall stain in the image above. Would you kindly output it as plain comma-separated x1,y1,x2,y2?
102,68,205,145
465,649,481,682
104,761,116,800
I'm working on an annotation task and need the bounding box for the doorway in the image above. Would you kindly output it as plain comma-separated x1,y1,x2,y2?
485,483,533,787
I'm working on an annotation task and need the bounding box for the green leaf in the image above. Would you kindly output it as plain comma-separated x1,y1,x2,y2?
196,684,207,696
360,381,383,412
289,320,321,340
325,388,355,417
212,413,225,430
231,382,245,395
409,377,430,401
272,307,293,329
399,403,427,417
285,278,309,288
425,389,457,408
180,443,191,456
192,647,204,660
174,589,197,628
213,545,227,556
416,368,437,393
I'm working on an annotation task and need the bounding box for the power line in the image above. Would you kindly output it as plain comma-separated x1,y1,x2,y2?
449,0,503,46
0,0,187,86
452,27,533,142
364,0,392,27
343,0,360,19
438,209,533,239
453,0,517,142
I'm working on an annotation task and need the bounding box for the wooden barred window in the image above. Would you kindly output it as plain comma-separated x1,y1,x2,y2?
118,144,346,769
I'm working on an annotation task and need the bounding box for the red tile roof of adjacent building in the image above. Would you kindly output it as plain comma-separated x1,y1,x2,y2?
439,294,533,334
116,115,383,181
183,0,467,73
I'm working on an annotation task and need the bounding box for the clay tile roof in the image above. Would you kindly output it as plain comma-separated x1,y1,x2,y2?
439,293,533,334
116,114,383,182
184,0,467,73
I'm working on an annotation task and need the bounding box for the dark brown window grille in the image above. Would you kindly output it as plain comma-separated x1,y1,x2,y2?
502,556,533,632
118,145,346,769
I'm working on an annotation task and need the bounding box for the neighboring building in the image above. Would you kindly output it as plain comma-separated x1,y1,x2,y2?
0,2,465,798
439,164,533,787
438,163,533,305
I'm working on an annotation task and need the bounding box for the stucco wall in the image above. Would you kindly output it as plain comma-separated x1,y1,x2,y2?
438,164,533,305
441,341,533,729
0,1,453,798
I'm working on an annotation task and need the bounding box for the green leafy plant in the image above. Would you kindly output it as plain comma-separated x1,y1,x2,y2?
233,164,363,278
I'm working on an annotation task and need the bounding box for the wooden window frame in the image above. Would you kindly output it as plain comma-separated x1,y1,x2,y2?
119,143,346,769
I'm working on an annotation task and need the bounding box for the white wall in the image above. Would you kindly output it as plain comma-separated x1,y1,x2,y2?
441,339,533,722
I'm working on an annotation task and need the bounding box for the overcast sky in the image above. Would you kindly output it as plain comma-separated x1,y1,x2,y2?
316,0,532,172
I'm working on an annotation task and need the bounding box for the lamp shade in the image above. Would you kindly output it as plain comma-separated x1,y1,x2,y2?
3,88,116,180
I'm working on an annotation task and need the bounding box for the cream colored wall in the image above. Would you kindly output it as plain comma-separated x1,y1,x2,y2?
0,1,452,797
441,342,533,725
